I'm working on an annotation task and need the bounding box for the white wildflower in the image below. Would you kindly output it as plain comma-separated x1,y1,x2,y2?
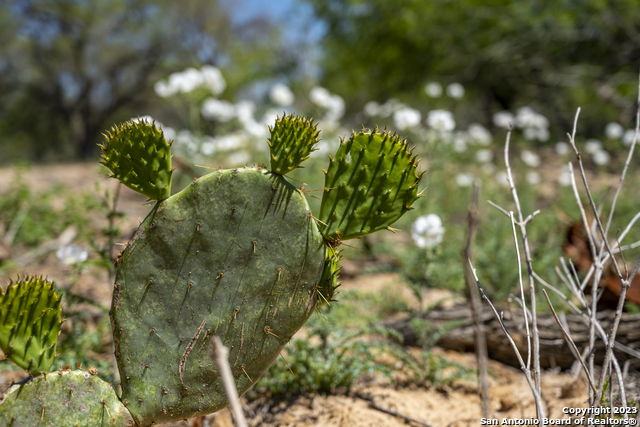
200,65,226,95
452,134,467,153
269,83,294,106
605,122,624,139
493,111,514,129
393,107,421,130
228,151,251,166
364,101,381,116
520,150,541,167
56,245,88,266
475,149,493,163
427,110,455,132
555,142,570,155
495,171,509,187
214,133,246,151
623,129,637,146
524,127,549,142
592,149,610,166
446,82,465,99
558,165,573,187
516,106,549,130
411,214,445,249
585,139,602,154
201,98,236,122
526,171,541,185
455,173,474,187
310,87,344,122
424,82,442,98
154,81,173,98
467,124,492,145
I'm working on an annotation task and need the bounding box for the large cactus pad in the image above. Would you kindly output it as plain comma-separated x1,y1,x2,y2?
0,370,133,426
111,167,325,425
0,276,62,374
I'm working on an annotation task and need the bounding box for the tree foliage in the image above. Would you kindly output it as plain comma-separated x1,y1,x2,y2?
0,0,288,162
305,0,640,133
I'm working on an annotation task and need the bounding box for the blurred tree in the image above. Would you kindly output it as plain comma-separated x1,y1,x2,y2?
304,0,640,133
0,0,290,162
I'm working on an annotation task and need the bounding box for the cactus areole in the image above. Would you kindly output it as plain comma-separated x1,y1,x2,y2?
111,168,326,424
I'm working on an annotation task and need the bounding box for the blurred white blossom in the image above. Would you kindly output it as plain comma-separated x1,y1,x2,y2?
424,82,442,98
455,173,474,187
605,122,624,139
427,110,455,132
200,66,226,95
393,107,421,130
475,149,493,163
269,83,294,106
452,134,468,153
155,66,226,97
56,245,88,266
310,87,345,122
555,142,570,155
526,171,541,185
495,171,509,187
558,165,573,187
411,214,445,248
516,107,549,130
446,82,465,99
467,124,491,145
623,129,637,146
592,149,610,165
493,111,514,129
585,139,602,154
201,99,236,122
364,101,381,116
520,150,541,167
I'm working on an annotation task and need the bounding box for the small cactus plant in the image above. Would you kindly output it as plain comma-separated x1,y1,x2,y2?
0,115,421,425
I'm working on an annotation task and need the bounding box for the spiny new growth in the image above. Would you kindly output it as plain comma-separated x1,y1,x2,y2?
100,120,173,200
268,115,320,175
319,129,422,243
0,276,62,374
0,114,422,426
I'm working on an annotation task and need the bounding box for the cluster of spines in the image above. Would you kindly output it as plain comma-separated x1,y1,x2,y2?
319,129,422,242
316,247,341,307
0,276,62,374
268,115,320,175
100,119,173,200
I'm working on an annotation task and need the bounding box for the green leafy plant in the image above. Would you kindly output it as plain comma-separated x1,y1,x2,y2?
0,114,422,425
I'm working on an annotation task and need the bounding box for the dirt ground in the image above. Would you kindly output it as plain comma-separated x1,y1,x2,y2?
0,163,625,426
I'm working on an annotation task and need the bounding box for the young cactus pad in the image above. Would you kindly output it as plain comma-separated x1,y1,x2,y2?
0,370,133,426
0,276,62,374
100,120,173,200
268,115,320,175
319,130,421,241
111,168,326,424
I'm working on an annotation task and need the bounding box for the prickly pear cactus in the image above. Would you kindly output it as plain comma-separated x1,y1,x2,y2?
99,120,173,200
268,115,320,175
111,168,326,424
320,130,421,242
0,276,62,374
0,370,133,426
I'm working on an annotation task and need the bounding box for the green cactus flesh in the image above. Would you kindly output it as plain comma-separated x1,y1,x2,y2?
319,130,421,242
100,120,173,200
0,276,62,374
0,370,134,426
268,115,320,175
111,167,325,425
